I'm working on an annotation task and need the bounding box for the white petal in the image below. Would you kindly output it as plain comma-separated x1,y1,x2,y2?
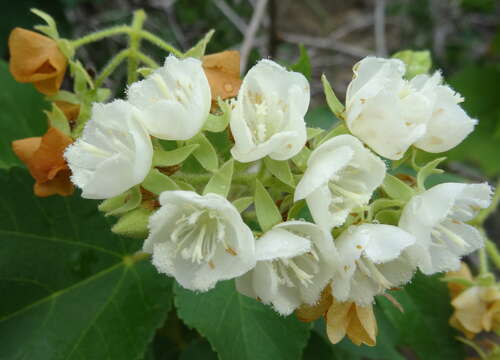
229,59,309,162
65,100,153,199
346,57,406,113
127,56,211,140
255,228,311,261
355,224,416,263
415,86,476,153
294,143,353,201
347,89,428,160
146,190,256,291
306,185,349,229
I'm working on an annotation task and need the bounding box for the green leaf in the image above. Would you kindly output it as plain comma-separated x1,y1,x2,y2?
203,159,234,197
232,196,254,213
378,272,466,360
381,174,415,202
254,179,282,232
290,44,312,80
31,8,59,38
374,209,400,226
370,198,404,214
44,103,71,135
416,157,446,191
264,158,295,187
306,127,324,141
142,169,179,195
183,29,215,59
203,99,231,133
292,147,311,172
172,178,196,192
0,167,173,359
305,106,338,130
321,74,345,119
174,280,310,360
287,200,305,220
187,133,219,172
179,339,218,360
0,60,48,170
392,50,432,79
153,144,199,167
98,185,142,216
316,123,349,147
111,207,152,239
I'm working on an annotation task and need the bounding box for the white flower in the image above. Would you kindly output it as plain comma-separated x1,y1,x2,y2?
229,59,309,162
345,57,433,160
64,100,152,199
127,56,211,140
331,224,416,306
144,191,255,291
399,182,492,275
294,134,386,230
345,57,477,159
236,221,339,315
411,72,477,153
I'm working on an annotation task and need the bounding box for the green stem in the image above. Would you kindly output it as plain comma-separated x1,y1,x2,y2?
479,247,489,275
485,237,500,269
127,10,147,85
95,49,130,87
410,147,422,171
139,30,183,57
137,51,160,68
71,25,131,48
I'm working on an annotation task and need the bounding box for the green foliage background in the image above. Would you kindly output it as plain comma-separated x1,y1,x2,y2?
1,0,499,359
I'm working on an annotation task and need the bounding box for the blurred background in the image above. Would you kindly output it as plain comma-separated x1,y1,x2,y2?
1,1,499,358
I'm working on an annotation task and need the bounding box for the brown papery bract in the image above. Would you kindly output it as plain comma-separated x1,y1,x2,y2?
203,50,242,101
9,28,67,95
12,127,74,197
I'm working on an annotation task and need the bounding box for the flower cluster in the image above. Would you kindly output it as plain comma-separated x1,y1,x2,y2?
9,12,495,348
65,54,491,345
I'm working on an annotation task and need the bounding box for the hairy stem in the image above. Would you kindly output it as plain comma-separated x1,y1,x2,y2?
139,30,183,57
95,49,130,87
127,10,147,84
137,51,160,68
71,25,131,48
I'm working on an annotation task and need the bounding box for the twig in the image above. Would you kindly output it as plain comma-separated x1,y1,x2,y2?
213,0,248,35
374,0,387,57
240,0,269,71
280,32,371,58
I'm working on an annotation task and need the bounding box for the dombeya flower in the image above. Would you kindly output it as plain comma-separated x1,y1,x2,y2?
294,135,385,230
230,59,309,162
127,56,211,140
65,100,152,199
345,57,476,160
331,224,416,306
345,57,432,160
236,221,339,315
411,72,477,153
144,191,255,291
399,182,492,275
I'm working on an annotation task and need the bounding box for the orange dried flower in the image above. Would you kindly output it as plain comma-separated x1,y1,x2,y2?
9,27,67,95
203,50,242,101
326,298,378,347
12,127,74,197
